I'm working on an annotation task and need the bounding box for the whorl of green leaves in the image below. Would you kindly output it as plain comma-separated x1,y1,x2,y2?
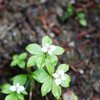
1,36,71,100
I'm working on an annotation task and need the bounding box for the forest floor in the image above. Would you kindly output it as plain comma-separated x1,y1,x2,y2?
0,0,100,100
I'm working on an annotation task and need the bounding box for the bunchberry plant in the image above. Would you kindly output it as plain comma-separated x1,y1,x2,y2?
11,52,27,68
1,74,28,100
1,36,71,100
26,36,64,73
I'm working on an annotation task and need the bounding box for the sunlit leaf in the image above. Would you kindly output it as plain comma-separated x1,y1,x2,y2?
41,78,52,96
26,44,41,54
32,69,51,83
42,36,52,46
52,81,61,99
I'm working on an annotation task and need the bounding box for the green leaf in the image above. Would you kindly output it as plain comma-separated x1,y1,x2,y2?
46,55,58,74
74,95,78,100
27,56,36,67
62,5,74,20
53,46,65,55
16,93,24,100
79,18,87,26
61,74,71,87
1,84,12,94
32,69,51,83
62,12,72,20
41,78,52,96
36,54,45,69
52,81,61,99
10,60,18,67
22,91,28,95
18,61,26,68
67,5,75,14
12,74,27,85
26,44,41,54
12,54,19,60
77,12,85,19
5,93,17,100
57,64,69,72
42,36,52,46
19,53,27,60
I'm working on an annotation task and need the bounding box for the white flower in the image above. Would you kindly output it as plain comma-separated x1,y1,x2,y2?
41,44,56,55
53,70,66,86
9,83,25,94
9,85,16,92
55,78,61,86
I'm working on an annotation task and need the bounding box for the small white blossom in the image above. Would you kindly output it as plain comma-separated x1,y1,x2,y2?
53,70,66,86
9,83,25,94
55,78,61,86
41,44,56,55
9,85,16,92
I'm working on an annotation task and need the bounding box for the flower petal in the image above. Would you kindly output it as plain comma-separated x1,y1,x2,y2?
48,50,53,55
61,75,66,80
50,45,56,51
41,44,50,53
41,47,48,53
16,83,20,87
9,86,16,91
17,89,21,94
55,79,61,86
19,86,25,91
53,73,59,78
58,70,64,75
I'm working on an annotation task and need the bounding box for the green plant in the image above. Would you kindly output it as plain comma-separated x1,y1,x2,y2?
1,36,71,100
63,4,75,21
63,4,87,26
1,74,28,100
77,12,87,26
11,52,27,68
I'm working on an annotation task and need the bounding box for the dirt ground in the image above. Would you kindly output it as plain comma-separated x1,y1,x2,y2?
0,0,100,100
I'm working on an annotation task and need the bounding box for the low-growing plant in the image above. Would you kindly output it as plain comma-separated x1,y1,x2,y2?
1,36,71,100
63,4,75,21
76,12,87,26
63,4,87,26
10,52,27,68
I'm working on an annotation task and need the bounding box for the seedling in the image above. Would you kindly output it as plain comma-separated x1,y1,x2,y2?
63,4,87,26
77,12,87,26
63,4,75,21
11,53,27,68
